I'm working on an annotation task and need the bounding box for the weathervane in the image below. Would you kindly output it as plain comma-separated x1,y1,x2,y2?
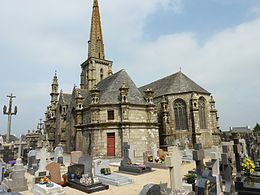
3,93,18,143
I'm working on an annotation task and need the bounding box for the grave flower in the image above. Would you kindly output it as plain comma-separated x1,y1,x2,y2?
242,158,255,176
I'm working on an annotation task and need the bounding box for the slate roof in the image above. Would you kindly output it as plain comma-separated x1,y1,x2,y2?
97,69,146,105
62,93,72,104
139,71,210,98
230,126,252,133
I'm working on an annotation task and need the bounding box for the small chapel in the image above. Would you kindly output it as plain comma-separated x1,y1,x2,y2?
44,0,220,158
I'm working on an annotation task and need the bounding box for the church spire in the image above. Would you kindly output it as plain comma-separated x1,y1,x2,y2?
88,0,105,59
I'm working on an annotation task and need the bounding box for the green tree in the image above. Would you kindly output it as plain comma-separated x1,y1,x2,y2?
253,123,260,132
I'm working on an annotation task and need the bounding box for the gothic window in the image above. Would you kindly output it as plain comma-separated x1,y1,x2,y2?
173,99,188,130
199,97,207,129
100,68,103,80
107,110,114,120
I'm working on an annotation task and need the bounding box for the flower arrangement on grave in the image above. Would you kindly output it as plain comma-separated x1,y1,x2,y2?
242,158,255,176
40,177,49,184
184,171,196,184
154,156,160,163
148,155,153,162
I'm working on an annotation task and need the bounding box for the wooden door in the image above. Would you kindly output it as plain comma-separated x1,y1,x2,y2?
107,133,115,156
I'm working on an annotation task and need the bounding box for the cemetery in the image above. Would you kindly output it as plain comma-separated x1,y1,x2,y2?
0,0,259,195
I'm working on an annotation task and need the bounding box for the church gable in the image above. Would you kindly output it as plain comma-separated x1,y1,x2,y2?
97,69,146,105
139,71,210,98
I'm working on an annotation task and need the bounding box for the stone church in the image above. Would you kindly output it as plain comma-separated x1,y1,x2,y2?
44,0,220,157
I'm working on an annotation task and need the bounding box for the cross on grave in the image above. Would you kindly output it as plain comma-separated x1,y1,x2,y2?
233,137,242,174
121,142,131,166
193,143,205,177
221,145,234,195
210,146,222,195
165,146,182,191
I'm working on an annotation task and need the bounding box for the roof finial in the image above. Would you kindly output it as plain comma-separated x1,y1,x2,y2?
179,67,182,72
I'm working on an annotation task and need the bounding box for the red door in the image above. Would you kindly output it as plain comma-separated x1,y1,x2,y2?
107,133,115,156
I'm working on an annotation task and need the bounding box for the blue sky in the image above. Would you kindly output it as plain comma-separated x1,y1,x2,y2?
0,0,260,136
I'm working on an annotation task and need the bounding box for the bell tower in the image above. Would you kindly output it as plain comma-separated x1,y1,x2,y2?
80,0,113,90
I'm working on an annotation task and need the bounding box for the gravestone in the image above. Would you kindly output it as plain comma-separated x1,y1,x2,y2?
183,141,193,161
54,146,64,165
129,144,135,163
2,140,28,192
139,184,161,195
119,142,152,174
210,146,222,194
35,147,49,177
27,149,37,174
2,146,14,163
0,159,4,183
93,159,133,186
46,162,67,187
70,151,83,165
221,145,234,194
78,154,93,178
67,163,109,193
165,146,182,192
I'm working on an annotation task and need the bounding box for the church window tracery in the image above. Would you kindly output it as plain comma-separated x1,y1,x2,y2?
173,99,188,130
199,97,207,129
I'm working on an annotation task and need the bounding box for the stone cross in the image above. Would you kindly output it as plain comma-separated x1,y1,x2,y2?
165,146,182,191
221,145,234,194
35,147,49,177
210,146,222,195
3,93,17,143
233,136,242,174
193,143,205,177
123,142,130,159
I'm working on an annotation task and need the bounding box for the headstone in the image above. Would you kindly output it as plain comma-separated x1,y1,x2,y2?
0,136,3,145
119,142,152,174
221,145,234,194
54,146,64,165
139,184,161,195
35,147,49,177
78,154,93,178
165,146,182,191
129,144,135,163
46,162,62,184
67,163,109,193
2,146,14,163
210,146,222,194
1,140,28,192
70,151,83,165
93,159,132,186
183,141,193,160
0,159,4,182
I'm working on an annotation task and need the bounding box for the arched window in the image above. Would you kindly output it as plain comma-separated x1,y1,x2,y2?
199,97,207,129
174,99,188,130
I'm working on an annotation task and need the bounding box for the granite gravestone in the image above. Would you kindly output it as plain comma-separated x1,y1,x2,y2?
93,159,133,186
54,146,64,165
70,151,83,165
27,149,37,174
2,140,28,192
119,142,152,174
67,164,109,193
139,184,161,195
46,162,67,187
35,147,49,177
78,154,93,178
2,146,14,163
165,146,182,192
221,145,234,194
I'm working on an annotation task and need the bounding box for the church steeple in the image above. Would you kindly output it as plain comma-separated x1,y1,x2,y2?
80,0,113,90
88,0,105,59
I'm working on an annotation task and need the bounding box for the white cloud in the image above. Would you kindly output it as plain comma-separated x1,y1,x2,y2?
0,0,259,134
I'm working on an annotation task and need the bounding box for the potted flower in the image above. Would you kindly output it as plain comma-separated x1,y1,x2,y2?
242,158,255,176
184,172,196,184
